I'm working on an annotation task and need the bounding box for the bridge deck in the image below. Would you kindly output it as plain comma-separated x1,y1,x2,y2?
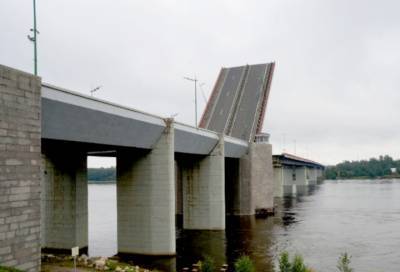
42,84,248,158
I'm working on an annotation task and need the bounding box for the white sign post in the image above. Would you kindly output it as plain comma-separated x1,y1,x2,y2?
71,246,79,272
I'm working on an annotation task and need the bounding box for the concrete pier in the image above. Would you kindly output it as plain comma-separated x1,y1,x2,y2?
252,143,274,213
179,137,225,230
229,142,274,215
294,167,308,195
41,147,88,253
0,65,42,271
117,120,176,256
308,168,318,186
273,166,284,197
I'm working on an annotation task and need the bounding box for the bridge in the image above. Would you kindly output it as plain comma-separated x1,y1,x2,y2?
0,64,279,271
273,153,325,197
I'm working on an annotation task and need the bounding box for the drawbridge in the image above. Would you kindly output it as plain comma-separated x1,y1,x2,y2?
199,63,275,142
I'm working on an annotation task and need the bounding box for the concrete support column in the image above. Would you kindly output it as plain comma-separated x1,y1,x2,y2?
273,167,283,197
316,168,324,184
181,137,225,230
252,143,274,213
308,168,318,186
234,142,274,215
175,161,183,216
295,167,308,195
282,168,296,197
41,148,88,253
117,120,175,256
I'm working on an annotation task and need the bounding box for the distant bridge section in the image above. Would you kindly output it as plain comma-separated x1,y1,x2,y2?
273,153,325,169
273,153,325,197
199,63,275,142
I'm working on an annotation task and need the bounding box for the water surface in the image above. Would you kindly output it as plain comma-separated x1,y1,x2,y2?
89,180,400,271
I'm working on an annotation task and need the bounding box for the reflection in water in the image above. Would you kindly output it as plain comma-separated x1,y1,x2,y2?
226,216,275,272
89,180,400,272
176,228,226,269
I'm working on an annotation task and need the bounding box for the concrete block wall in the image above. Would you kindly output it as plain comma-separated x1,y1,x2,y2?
180,137,225,230
117,119,175,255
0,65,41,271
41,147,88,253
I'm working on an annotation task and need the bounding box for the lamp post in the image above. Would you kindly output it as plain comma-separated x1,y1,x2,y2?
183,76,198,128
27,0,39,75
90,86,102,97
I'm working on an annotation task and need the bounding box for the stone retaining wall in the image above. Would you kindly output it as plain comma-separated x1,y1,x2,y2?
0,65,41,272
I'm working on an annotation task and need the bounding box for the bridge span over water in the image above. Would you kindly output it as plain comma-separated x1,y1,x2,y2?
273,153,325,197
0,64,279,271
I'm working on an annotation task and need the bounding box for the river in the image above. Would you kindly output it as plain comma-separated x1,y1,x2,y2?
88,179,400,271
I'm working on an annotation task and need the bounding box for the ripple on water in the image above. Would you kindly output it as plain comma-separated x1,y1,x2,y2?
88,180,400,272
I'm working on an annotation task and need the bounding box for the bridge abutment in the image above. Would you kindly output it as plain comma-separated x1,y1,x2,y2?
178,137,225,230
116,120,176,256
0,65,41,271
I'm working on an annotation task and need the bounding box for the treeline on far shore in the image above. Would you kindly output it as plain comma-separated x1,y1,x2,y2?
88,155,400,182
88,167,116,183
325,155,400,180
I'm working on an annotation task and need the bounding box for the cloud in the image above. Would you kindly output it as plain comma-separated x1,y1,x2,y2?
1,0,399,165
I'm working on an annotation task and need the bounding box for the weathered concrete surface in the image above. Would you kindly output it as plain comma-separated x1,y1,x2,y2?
117,120,175,255
308,168,318,186
231,142,274,215
179,137,225,230
41,147,88,253
275,166,322,197
273,167,284,197
294,167,308,195
252,143,274,212
316,169,324,184
0,65,41,271
175,162,183,215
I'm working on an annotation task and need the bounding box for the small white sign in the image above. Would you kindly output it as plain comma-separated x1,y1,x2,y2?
71,246,79,257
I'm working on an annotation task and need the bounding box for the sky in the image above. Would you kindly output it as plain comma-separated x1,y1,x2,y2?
1,0,399,166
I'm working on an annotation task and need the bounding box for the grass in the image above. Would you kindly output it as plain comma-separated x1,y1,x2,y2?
234,256,255,272
0,266,24,272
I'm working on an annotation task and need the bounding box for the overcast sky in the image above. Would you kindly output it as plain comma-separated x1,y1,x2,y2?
1,0,399,166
